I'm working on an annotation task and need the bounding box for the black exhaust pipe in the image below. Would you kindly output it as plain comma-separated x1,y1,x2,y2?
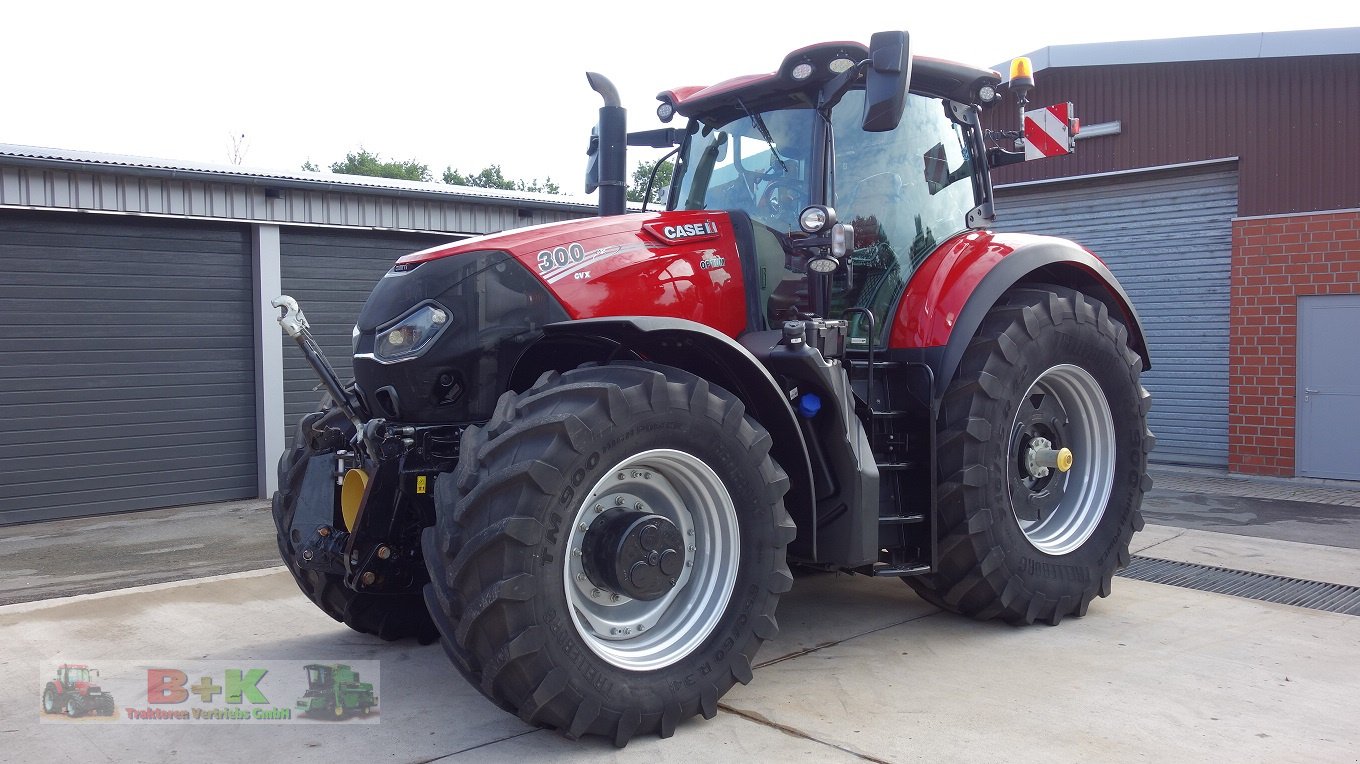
585,72,627,217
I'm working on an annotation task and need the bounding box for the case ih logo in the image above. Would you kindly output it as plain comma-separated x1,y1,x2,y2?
644,220,720,244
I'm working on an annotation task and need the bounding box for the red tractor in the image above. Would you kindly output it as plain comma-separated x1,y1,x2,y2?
272,31,1152,746
42,664,115,717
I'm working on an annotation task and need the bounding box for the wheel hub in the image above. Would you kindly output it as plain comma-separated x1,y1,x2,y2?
1010,395,1070,522
1006,364,1117,555
581,509,686,601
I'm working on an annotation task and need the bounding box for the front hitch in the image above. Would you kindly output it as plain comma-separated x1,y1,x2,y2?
272,295,367,432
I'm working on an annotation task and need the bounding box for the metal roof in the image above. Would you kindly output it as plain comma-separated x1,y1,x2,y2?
1001,27,1360,73
0,143,597,213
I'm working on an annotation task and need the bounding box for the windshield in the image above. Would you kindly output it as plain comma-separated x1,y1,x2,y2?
65,668,90,682
671,108,819,233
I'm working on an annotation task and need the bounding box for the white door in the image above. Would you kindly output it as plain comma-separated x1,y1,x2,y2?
1297,295,1360,480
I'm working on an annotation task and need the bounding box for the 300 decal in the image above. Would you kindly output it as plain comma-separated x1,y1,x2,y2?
536,243,587,273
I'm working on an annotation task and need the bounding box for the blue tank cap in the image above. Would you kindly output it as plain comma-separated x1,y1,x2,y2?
798,392,822,419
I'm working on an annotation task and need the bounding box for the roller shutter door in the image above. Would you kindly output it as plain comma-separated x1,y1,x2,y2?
994,165,1238,466
0,212,256,523
279,228,451,431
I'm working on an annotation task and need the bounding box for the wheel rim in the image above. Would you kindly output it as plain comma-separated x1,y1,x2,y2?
1008,364,1116,555
563,449,739,671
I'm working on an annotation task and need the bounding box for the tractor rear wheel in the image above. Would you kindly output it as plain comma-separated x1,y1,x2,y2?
273,396,438,643
907,286,1153,624
422,363,795,747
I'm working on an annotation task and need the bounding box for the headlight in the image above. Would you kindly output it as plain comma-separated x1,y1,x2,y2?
374,303,450,362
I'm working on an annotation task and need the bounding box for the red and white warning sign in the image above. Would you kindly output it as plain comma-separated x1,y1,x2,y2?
1023,102,1078,161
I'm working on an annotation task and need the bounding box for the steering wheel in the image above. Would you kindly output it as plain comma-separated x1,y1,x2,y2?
756,179,806,224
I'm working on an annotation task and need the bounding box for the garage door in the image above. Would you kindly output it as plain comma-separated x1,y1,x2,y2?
0,212,257,523
280,228,451,431
995,165,1239,466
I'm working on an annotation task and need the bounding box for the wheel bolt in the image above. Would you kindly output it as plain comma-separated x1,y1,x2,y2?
591,588,600,598
685,560,693,568
376,545,391,560
688,545,696,553
610,592,620,603
687,528,694,536
572,547,582,556
578,522,588,531
623,627,632,635
360,571,376,586
634,502,644,511
617,472,626,480
301,550,313,561
594,505,603,513
614,496,625,506
643,472,651,480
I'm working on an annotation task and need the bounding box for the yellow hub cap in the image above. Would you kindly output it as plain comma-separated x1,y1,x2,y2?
1056,447,1074,473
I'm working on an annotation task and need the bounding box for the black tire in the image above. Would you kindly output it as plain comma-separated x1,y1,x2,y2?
907,286,1153,625
273,397,438,644
66,697,81,718
42,686,59,714
422,363,795,747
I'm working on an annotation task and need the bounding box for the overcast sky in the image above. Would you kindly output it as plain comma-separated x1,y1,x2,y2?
6,1,1358,198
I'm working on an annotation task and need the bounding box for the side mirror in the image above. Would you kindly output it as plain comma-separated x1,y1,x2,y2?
862,31,912,133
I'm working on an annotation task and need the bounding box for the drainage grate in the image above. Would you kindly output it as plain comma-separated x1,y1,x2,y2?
1118,556,1360,616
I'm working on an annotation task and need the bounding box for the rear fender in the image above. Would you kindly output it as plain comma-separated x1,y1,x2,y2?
512,317,816,556
890,232,1151,389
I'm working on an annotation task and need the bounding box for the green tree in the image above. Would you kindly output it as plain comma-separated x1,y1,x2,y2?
329,148,431,182
627,159,674,203
444,164,561,194
300,159,320,172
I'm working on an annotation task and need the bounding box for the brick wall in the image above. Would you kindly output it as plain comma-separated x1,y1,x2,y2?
1229,210,1360,475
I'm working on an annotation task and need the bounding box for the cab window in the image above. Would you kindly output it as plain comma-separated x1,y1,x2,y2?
829,90,978,342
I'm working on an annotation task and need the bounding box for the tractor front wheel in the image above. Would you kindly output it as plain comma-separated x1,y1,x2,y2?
65,697,82,718
42,686,59,714
422,363,795,747
908,286,1153,624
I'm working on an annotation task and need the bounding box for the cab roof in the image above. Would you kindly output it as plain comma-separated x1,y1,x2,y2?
659,41,1001,124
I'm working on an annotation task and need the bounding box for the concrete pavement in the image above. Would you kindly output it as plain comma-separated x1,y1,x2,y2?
3,467,1359,761
2,528,1358,762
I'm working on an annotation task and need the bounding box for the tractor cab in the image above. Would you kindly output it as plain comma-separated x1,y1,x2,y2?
658,36,1003,340
58,664,93,687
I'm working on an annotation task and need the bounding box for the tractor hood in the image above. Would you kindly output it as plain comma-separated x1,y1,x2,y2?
351,211,752,424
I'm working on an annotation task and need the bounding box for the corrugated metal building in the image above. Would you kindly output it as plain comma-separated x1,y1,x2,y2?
985,28,1360,477
0,146,594,523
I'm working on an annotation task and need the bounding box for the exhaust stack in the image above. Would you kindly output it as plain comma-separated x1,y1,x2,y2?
585,72,627,217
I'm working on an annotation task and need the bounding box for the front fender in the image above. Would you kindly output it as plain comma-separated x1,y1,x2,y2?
513,317,816,556
888,230,1150,389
